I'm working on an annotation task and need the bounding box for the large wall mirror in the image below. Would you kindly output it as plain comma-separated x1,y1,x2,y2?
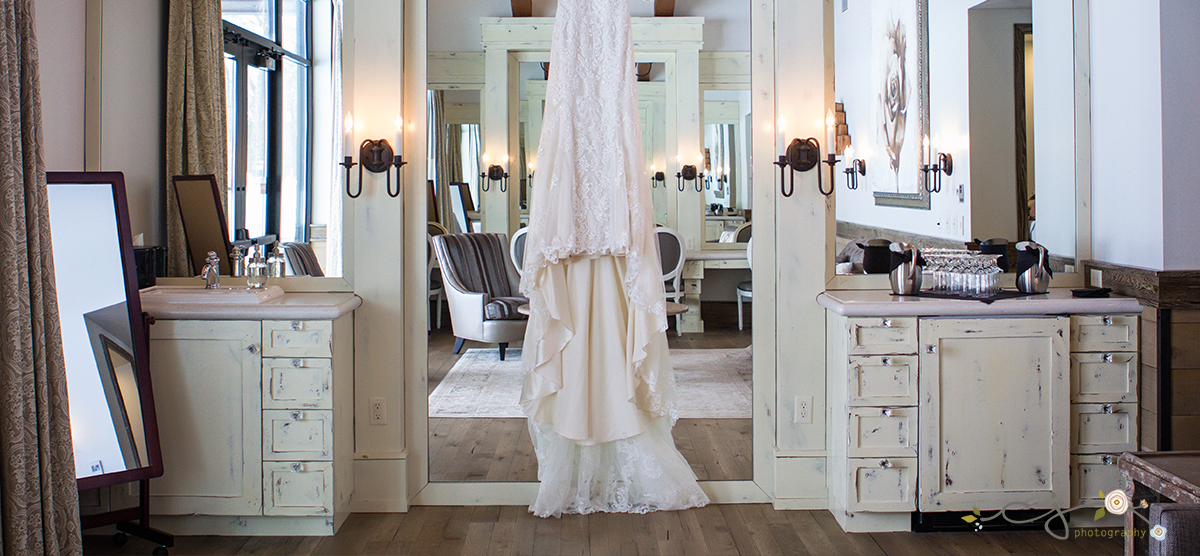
424,2,755,486
833,0,1085,273
48,172,164,491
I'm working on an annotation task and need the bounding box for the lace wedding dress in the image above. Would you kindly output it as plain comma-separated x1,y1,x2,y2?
518,0,709,517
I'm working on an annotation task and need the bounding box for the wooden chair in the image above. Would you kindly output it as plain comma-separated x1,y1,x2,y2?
737,237,753,330
657,227,687,336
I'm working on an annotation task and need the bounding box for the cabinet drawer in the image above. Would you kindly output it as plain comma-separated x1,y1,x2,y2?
1072,403,1137,453
848,407,917,458
1071,352,1138,404
1071,315,1137,353
262,320,333,358
848,356,918,406
847,317,918,355
847,457,917,512
263,461,332,516
1071,454,1125,506
263,358,333,410
263,410,333,461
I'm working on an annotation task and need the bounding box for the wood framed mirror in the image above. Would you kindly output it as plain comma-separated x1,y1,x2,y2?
173,174,232,276
48,171,165,491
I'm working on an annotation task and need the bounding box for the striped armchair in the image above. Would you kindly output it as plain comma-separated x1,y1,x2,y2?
430,233,528,360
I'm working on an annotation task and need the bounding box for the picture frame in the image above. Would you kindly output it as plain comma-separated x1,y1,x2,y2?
871,0,930,210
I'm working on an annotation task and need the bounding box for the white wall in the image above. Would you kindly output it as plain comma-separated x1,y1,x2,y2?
968,8,1030,243
1159,0,1200,271
35,0,85,172
86,0,166,245
1030,0,1075,259
1090,0,1164,270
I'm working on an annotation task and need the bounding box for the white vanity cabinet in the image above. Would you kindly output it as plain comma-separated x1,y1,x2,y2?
142,293,359,536
819,290,1142,533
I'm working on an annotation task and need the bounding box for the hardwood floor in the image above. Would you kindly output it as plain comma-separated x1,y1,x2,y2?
83,505,1124,555
427,303,754,482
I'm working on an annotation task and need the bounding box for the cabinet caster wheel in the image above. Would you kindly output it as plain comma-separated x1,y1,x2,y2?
153,547,169,555
112,532,128,547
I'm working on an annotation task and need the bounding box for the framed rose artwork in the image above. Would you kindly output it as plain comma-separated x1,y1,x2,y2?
871,0,929,209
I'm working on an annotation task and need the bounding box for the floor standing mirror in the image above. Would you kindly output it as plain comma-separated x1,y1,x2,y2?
49,172,173,553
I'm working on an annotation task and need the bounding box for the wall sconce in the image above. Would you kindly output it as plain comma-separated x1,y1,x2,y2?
676,155,706,193
774,137,835,197
921,135,953,193
843,145,866,190
649,165,665,188
340,112,404,199
481,156,509,193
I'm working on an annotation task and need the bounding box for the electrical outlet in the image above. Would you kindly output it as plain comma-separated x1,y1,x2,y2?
369,397,386,425
956,184,965,203
794,395,812,424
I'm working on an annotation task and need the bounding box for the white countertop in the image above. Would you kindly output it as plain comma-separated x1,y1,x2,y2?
687,249,748,261
817,288,1143,317
141,291,362,321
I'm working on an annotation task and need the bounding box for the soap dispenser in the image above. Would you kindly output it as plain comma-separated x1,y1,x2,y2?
230,245,245,277
267,243,286,278
246,244,267,289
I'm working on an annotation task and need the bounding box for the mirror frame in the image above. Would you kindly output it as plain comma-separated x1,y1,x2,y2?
48,171,166,491
173,174,232,276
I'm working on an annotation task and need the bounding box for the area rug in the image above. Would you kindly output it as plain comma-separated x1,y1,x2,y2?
428,348,752,419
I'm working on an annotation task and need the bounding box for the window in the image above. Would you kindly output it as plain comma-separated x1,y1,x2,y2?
223,0,312,243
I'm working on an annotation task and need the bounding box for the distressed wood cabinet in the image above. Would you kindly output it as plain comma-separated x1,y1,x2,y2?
917,317,1070,512
820,290,1143,533
143,294,358,536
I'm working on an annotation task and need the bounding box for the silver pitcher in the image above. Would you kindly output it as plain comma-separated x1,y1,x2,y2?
889,242,923,295
1015,241,1051,294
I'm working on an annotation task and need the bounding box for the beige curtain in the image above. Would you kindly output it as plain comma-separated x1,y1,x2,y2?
428,91,459,232
165,0,228,276
0,0,83,553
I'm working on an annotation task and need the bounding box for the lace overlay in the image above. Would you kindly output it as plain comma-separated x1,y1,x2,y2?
518,0,707,517
518,0,664,321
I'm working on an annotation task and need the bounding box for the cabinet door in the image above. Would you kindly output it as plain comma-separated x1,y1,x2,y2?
149,321,262,515
918,317,1069,512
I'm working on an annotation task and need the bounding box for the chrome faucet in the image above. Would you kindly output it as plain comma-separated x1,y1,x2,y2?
202,251,221,289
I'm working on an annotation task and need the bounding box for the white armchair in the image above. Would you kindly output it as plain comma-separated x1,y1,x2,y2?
656,227,686,336
431,233,528,360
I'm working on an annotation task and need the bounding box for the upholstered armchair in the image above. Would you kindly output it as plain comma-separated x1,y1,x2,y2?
431,233,528,360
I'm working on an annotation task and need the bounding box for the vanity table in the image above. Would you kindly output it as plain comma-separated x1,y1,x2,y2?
140,291,361,535
681,249,750,333
818,289,1142,532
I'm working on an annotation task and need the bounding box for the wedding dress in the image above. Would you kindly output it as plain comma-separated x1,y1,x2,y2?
518,0,709,517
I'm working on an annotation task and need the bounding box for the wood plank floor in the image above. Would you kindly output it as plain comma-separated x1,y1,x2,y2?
83,505,1124,555
427,303,753,482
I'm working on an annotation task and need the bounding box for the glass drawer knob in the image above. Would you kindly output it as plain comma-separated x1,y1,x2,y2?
879,459,892,469
291,463,303,472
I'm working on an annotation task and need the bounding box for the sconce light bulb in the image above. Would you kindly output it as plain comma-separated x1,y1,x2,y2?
826,109,835,128
343,112,354,134
778,117,786,130
482,153,490,163
845,145,855,159
922,134,930,149
675,155,681,162
394,114,403,132
650,164,656,172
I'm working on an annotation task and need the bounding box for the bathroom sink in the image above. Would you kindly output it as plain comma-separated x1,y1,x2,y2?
140,285,285,305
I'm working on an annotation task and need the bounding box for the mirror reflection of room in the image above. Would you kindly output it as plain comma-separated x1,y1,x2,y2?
832,0,1078,275
425,1,753,484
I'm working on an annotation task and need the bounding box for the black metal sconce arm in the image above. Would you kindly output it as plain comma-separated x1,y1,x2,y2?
774,137,834,197
481,164,509,193
844,159,866,190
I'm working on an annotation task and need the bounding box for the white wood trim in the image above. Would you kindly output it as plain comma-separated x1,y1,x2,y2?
404,0,431,507
480,17,704,51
